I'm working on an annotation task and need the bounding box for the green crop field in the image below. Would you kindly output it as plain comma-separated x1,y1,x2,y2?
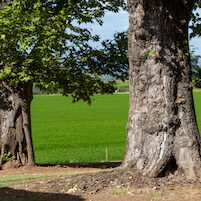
31,94,129,164
193,92,201,132
31,93,201,164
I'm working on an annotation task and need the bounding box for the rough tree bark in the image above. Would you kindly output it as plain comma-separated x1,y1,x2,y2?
0,82,35,169
123,0,201,180
0,1,35,168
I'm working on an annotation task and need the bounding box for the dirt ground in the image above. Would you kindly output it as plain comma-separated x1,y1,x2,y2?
0,163,201,201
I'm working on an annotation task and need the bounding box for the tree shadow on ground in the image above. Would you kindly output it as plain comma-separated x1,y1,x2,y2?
39,162,122,169
0,187,85,201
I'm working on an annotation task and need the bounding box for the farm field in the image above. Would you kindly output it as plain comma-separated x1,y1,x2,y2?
31,93,201,164
31,94,129,164
193,92,201,131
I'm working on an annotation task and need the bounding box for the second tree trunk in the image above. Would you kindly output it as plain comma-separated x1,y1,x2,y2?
0,82,35,168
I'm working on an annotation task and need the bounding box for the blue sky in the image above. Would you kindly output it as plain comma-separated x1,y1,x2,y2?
191,37,201,55
89,9,201,56
91,10,129,42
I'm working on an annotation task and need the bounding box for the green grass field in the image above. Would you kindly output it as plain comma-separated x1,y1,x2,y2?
31,93,201,164
31,94,129,164
193,92,201,132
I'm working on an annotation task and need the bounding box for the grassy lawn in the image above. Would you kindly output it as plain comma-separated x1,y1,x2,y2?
31,93,201,164
0,172,76,188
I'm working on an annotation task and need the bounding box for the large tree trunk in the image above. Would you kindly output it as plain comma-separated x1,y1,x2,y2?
123,0,201,180
0,82,35,169
0,2,35,168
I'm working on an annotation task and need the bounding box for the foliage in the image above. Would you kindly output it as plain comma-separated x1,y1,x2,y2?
0,0,126,103
1,152,15,162
34,30,130,95
33,84,61,95
89,31,129,81
0,1,201,102
190,0,201,38
193,77,201,88
191,53,201,87
191,54,201,78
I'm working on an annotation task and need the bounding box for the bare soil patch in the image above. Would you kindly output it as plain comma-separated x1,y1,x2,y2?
0,163,201,201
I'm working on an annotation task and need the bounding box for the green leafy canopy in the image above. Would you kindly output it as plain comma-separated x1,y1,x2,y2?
88,31,129,81
0,0,126,103
190,0,201,38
